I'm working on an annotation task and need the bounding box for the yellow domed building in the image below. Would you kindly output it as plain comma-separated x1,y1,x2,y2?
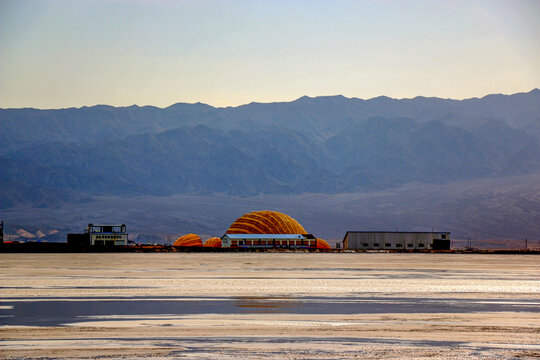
227,210,307,235
221,210,331,250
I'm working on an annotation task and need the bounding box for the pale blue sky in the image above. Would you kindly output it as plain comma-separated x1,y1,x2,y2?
1,0,539,108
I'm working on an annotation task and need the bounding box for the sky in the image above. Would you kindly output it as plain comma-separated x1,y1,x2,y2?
1,0,539,108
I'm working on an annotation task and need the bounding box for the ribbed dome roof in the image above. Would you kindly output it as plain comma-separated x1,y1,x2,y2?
227,210,306,234
173,233,202,247
203,237,222,248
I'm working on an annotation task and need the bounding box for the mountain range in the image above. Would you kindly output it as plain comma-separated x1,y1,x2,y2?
2,90,540,201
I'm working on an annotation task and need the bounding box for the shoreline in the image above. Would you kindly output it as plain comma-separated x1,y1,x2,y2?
1,242,539,254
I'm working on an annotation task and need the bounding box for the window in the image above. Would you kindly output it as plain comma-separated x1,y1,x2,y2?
396,244,402,248
418,243,425,248
441,234,447,239
407,244,413,248
363,243,369,247
385,243,391,247
373,243,379,247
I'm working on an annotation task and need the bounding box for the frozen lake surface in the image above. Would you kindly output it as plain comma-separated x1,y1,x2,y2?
1,253,539,359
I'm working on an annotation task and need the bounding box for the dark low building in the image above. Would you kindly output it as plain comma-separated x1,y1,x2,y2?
67,232,90,247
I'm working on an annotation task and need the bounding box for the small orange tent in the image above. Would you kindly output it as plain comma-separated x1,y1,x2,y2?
203,237,222,248
316,238,332,249
173,233,203,247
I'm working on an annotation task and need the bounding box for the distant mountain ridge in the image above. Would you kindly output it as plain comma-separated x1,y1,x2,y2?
1,89,539,208
2,89,539,154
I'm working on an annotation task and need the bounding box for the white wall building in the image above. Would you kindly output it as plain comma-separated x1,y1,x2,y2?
86,224,128,246
221,234,316,248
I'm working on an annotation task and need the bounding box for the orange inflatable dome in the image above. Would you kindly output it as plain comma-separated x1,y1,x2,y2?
227,210,307,234
173,233,202,247
316,238,332,250
204,237,222,248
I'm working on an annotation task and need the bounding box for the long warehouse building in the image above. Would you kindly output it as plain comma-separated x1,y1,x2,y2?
343,231,450,250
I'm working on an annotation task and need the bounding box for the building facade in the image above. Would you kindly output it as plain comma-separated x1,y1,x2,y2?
221,234,317,249
68,224,129,246
343,231,450,250
87,224,128,246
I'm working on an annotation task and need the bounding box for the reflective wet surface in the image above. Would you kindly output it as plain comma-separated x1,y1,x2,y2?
1,253,539,359
2,296,540,326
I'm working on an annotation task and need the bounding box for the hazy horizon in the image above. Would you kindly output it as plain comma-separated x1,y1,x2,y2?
1,0,539,108
1,88,538,111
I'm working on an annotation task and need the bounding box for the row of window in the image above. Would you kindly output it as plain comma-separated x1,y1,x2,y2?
233,240,315,246
94,240,126,246
362,243,426,248
94,235,124,240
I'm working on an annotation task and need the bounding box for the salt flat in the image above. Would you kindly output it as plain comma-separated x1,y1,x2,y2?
1,253,539,359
